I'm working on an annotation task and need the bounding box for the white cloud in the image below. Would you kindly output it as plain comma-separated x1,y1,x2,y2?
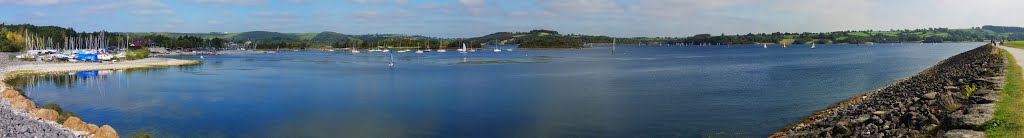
351,0,407,5
31,12,48,17
458,0,489,15
254,12,304,18
540,0,622,14
207,20,225,25
0,0,82,6
130,9,176,16
181,0,265,5
82,0,167,14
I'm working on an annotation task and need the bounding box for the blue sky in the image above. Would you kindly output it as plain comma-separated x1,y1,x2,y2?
0,0,1020,38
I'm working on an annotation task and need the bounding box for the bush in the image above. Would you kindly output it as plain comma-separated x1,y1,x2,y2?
125,48,150,60
57,111,79,124
42,103,62,113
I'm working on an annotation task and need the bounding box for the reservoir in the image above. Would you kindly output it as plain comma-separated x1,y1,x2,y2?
9,43,980,137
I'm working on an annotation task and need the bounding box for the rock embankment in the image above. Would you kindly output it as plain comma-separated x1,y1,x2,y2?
772,45,1006,137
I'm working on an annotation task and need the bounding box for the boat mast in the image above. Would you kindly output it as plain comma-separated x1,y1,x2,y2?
612,38,616,55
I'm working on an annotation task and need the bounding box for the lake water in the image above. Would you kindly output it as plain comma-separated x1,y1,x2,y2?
9,43,981,137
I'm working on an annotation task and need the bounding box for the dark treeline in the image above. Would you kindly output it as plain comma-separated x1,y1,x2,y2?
7,23,1024,51
0,24,134,52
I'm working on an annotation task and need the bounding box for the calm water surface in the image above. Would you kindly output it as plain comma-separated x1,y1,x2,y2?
11,43,981,137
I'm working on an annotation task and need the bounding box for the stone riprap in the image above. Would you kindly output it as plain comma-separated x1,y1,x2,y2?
773,45,1006,137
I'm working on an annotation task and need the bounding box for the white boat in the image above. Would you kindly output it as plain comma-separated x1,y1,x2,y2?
351,49,360,53
763,43,767,48
437,49,447,52
328,49,335,52
612,38,617,54
415,50,424,53
98,54,113,60
811,43,816,49
382,49,390,52
397,50,407,53
459,43,468,53
493,46,502,52
506,49,513,51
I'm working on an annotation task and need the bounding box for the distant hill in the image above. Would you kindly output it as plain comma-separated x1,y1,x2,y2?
310,31,352,43
983,25,1024,33
232,31,298,41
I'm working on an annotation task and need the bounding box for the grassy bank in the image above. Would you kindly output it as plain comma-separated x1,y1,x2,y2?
1004,41,1024,49
987,48,1024,137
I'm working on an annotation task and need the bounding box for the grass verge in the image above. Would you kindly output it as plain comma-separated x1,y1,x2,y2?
985,49,1024,137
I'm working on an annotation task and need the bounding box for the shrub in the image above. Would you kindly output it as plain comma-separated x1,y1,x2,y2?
125,48,150,60
57,111,79,124
42,103,62,113
964,84,978,96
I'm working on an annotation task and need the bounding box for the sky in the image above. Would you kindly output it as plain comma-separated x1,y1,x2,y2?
0,0,1020,38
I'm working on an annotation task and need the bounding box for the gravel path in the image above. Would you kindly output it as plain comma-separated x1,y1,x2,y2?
999,45,1024,68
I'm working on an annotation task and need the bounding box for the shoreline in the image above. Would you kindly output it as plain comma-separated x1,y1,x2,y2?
773,44,1006,137
0,57,201,138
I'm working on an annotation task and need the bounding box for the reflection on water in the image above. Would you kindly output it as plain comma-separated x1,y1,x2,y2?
10,43,982,137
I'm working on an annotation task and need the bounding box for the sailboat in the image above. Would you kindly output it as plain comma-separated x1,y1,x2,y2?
493,45,502,52
612,38,617,54
811,43,816,49
460,43,468,54
782,43,787,48
388,50,395,67
763,43,767,48
437,40,448,52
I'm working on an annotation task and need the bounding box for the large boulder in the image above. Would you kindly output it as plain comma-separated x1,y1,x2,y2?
944,129,985,138
948,104,996,128
32,108,59,122
93,125,118,138
87,124,100,134
1,89,21,99
62,116,90,132
9,95,36,111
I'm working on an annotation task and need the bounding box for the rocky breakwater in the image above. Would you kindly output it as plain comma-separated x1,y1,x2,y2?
2,88,119,138
772,45,1006,137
